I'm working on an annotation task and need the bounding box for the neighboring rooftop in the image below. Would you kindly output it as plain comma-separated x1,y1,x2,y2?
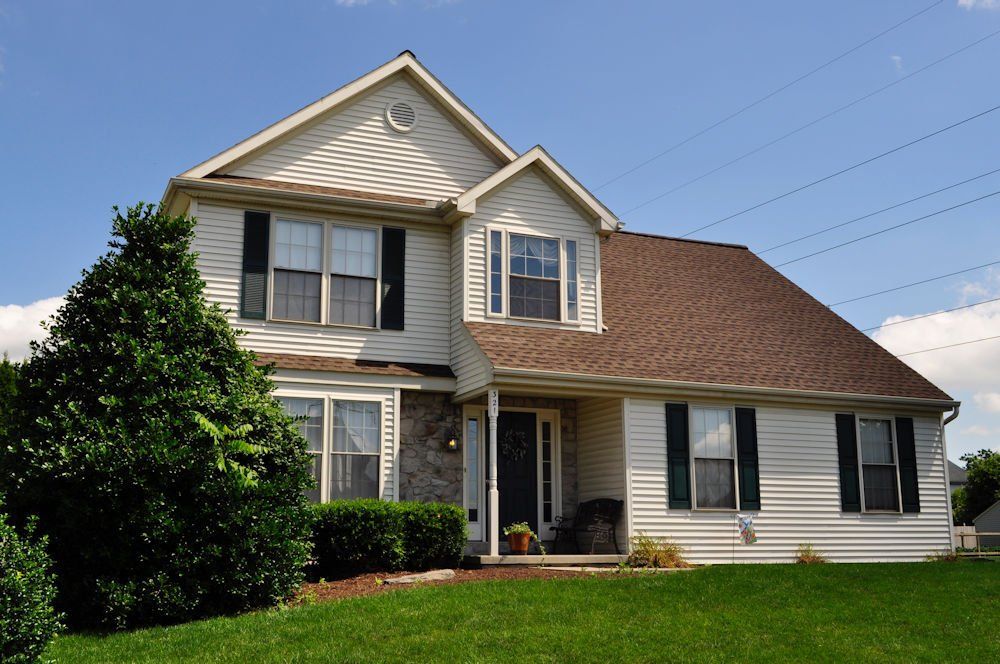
949,461,968,485
466,231,952,402
255,353,454,379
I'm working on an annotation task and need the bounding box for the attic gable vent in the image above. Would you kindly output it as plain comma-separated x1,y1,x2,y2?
385,100,418,133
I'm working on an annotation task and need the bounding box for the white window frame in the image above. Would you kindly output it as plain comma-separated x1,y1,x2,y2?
268,216,382,330
855,414,903,514
485,226,580,325
563,239,580,323
689,404,740,512
276,391,386,503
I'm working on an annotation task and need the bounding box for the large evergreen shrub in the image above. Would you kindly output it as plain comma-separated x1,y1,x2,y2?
0,204,314,629
0,511,62,663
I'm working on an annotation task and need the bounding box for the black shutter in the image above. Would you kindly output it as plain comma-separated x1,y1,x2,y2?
380,227,405,330
735,407,761,510
666,403,691,509
241,211,270,319
895,417,920,513
835,413,862,512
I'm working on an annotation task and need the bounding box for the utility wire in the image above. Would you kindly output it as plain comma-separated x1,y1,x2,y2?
828,259,1000,307
861,296,1000,332
894,334,1000,357
620,27,1000,218
593,0,944,191
774,189,1000,268
672,102,1000,238
759,166,1000,254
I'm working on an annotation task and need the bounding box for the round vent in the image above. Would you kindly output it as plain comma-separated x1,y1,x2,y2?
385,100,418,133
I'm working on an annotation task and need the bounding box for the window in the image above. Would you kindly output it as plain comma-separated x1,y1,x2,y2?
508,233,560,321
329,226,377,327
541,420,554,523
278,397,324,503
859,418,900,512
330,400,381,500
273,220,323,322
489,230,503,315
565,240,578,321
691,406,737,509
466,418,479,523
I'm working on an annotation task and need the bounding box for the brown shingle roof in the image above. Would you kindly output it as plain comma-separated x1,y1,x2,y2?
204,175,436,207
255,353,454,379
466,231,951,402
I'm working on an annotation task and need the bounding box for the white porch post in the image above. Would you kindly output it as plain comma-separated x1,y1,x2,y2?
487,388,500,557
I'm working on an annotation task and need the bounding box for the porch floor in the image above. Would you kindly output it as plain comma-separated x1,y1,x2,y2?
467,554,626,566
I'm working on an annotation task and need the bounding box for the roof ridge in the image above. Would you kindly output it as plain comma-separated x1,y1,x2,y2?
618,229,748,250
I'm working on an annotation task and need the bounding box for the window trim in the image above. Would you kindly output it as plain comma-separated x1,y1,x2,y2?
689,403,740,512
276,391,386,503
268,216,382,330
563,239,580,323
855,414,903,514
485,226,581,325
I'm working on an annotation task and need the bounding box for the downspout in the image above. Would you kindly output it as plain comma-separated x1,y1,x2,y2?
942,404,960,552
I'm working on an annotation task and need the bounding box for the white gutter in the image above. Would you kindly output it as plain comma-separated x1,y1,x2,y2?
943,403,961,425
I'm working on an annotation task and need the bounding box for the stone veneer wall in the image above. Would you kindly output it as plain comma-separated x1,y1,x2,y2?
397,390,578,519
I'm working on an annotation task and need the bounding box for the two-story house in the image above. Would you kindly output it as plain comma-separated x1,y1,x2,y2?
163,52,958,563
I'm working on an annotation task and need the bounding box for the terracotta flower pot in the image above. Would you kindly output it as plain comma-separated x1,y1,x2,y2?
507,532,531,555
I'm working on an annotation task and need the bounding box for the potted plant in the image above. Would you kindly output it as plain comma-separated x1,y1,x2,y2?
503,522,545,555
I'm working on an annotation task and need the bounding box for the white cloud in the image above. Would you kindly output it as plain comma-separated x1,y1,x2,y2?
961,424,998,437
0,296,63,361
335,0,372,6
890,55,903,72
974,391,1000,413
958,0,1000,10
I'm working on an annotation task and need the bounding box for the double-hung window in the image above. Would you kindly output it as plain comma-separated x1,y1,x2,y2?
277,396,381,503
691,406,737,509
329,226,377,327
271,218,379,327
273,220,323,322
489,230,579,323
858,417,900,512
330,400,381,500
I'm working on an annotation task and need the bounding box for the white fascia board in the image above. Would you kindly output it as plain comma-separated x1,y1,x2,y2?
490,366,960,412
452,146,620,233
179,52,517,179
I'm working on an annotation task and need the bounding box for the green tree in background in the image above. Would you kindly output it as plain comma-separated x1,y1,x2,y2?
952,449,1000,525
0,204,313,630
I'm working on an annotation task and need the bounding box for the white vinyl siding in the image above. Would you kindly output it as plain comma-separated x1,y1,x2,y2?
627,400,951,563
577,398,627,548
450,220,493,397
466,168,601,333
227,75,502,201
274,381,397,502
192,202,451,365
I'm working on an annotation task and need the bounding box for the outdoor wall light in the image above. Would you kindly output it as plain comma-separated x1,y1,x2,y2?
445,428,461,452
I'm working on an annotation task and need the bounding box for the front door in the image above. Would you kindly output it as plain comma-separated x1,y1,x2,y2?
496,411,538,534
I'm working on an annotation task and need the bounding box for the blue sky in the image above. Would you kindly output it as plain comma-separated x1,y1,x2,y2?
1,1,998,461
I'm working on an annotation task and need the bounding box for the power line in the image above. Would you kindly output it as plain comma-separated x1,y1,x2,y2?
593,0,944,191
759,166,1000,254
673,102,1000,238
620,27,1000,218
828,259,1000,307
894,334,1000,357
774,189,1000,268
861,296,1000,332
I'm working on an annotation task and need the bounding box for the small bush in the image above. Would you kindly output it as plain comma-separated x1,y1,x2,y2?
795,542,828,564
926,549,960,562
1,514,62,664
627,532,689,568
312,499,466,577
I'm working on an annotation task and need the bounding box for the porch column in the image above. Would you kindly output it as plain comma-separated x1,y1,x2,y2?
487,388,500,557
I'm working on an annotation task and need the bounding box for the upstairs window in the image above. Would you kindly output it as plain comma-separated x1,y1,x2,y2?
859,418,900,512
489,230,503,315
273,220,323,322
565,240,579,321
329,226,377,327
509,233,560,321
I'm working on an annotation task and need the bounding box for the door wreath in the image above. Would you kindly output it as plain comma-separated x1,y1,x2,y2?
500,428,529,461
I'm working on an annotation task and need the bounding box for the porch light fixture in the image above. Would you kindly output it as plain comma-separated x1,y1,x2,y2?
445,427,461,452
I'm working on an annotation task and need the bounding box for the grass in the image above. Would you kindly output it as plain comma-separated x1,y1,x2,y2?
50,562,999,663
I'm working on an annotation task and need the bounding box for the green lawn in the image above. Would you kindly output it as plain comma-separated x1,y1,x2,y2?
50,562,999,663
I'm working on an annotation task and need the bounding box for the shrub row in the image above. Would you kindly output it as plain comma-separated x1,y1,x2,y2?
311,499,467,577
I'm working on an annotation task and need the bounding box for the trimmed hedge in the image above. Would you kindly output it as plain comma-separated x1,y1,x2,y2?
312,500,467,576
1,513,62,664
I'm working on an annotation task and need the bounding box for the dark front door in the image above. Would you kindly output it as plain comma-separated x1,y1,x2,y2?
495,411,538,534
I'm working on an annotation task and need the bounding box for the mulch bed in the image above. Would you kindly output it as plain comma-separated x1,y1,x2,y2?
297,566,601,604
